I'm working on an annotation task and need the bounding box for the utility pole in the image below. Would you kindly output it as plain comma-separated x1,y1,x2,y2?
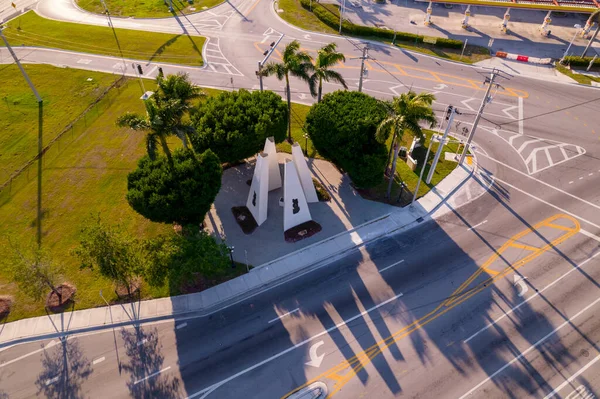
358,45,369,92
0,27,44,247
426,105,457,184
581,24,600,57
339,0,346,34
99,0,127,75
256,34,285,92
459,68,508,165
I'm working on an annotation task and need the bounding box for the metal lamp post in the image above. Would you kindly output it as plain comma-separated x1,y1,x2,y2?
229,246,235,268
560,24,582,64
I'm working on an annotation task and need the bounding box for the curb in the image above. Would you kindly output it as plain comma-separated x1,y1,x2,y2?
494,51,552,65
0,165,474,349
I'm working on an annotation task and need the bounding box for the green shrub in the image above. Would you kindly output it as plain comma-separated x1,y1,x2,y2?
563,56,600,68
191,89,288,164
306,91,387,188
298,0,462,49
126,148,222,225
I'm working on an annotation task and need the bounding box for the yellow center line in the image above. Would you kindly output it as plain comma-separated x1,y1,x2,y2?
283,214,579,399
245,0,263,17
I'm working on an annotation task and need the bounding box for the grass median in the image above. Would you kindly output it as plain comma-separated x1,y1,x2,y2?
76,0,224,18
1,11,205,66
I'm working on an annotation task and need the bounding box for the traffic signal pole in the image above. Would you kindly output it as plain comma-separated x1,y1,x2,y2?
426,106,457,184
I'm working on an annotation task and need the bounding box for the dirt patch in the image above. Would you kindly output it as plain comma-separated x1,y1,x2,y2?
46,283,77,313
354,179,413,207
115,277,141,300
0,296,13,321
284,220,322,243
231,206,258,234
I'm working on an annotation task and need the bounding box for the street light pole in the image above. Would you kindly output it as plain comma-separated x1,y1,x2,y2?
560,24,582,64
358,45,369,93
410,135,436,209
339,0,346,34
99,0,127,74
0,27,43,247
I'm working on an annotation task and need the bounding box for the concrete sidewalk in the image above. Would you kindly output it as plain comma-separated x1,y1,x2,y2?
342,0,599,60
0,162,474,348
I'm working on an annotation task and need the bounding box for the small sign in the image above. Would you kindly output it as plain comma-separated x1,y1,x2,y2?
423,36,437,45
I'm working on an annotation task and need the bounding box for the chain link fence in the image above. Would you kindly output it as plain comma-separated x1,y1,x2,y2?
0,76,128,206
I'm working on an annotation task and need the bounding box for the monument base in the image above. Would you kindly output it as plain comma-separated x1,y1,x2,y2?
231,206,258,235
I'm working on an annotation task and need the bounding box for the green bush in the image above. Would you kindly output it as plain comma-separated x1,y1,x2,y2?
306,91,388,188
144,227,230,292
299,0,462,49
126,148,222,225
563,56,600,68
191,89,288,164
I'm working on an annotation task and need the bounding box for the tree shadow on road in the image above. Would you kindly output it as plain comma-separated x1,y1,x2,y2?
35,337,93,399
120,325,181,398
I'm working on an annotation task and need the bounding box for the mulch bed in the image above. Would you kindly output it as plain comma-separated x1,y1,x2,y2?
354,179,414,208
232,206,258,234
284,220,322,243
115,278,141,300
0,296,13,321
46,283,76,313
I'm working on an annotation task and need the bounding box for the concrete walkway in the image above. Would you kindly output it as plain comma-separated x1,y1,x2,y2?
0,159,475,348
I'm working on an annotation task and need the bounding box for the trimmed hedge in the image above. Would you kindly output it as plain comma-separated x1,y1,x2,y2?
299,0,463,49
563,55,600,68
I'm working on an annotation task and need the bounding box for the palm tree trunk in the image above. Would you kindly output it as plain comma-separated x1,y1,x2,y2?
318,78,323,103
285,73,292,142
385,133,396,174
158,134,175,167
386,141,400,199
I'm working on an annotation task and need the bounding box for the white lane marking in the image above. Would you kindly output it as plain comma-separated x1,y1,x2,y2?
146,66,157,77
579,177,584,180
543,353,600,399
185,292,404,399
133,366,171,385
580,229,600,243
467,220,487,231
205,48,222,53
518,96,524,135
464,250,600,344
92,356,105,365
0,339,62,369
589,173,593,176
136,339,147,347
379,259,405,272
77,58,92,64
477,152,600,215
45,376,59,386
260,35,269,43
569,181,574,184
176,322,188,330
268,308,300,324
459,296,600,399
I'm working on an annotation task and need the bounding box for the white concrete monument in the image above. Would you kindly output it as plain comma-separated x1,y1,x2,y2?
283,160,312,232
246,152,270,226
263,136,282,191
291,143,318,203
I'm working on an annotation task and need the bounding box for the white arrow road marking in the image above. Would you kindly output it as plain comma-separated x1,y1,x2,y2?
263,27,275,36
297,93,308,100
45,376,60,386
305,341,325,368
461,98,476,112
303,34,312,40
513,275,528,297
433,83,448,90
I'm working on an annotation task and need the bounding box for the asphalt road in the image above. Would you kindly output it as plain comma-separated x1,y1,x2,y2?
1,0,600,398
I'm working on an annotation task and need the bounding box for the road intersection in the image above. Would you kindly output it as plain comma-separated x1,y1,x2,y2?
1,0,600,398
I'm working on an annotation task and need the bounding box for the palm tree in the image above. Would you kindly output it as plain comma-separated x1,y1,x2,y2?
260,40,314,142
376,91,437,199
116,73,203,167
309,43,348,102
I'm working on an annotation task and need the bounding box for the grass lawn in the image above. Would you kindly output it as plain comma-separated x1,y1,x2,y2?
0,64,120,183
556,65,600,86
361,130,460,205
76,0,224,18
1,11,205,66
275,0,490,64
